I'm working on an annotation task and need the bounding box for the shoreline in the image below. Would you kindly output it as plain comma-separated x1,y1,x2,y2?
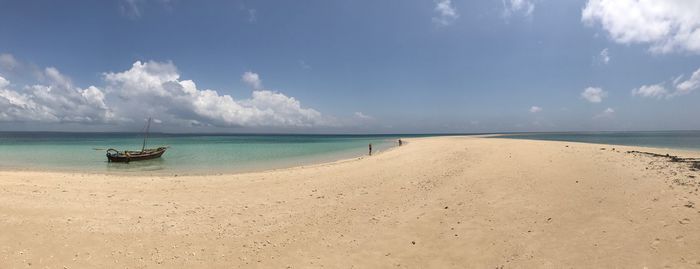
500,136,700,156
2,135,698,177
494,132,700,152
2,136,699,267
0,138,404,178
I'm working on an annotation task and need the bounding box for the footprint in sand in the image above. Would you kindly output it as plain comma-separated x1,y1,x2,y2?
650,238,661,249
679,218,691,225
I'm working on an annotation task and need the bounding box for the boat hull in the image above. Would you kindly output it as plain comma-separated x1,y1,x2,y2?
106,147,167,163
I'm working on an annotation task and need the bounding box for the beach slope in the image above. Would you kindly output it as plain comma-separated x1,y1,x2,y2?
1,136,699,268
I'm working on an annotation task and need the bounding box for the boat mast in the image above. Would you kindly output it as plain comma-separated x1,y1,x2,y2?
142,117,151,152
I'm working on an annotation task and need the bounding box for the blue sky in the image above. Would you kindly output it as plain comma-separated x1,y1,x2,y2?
0,0,699,133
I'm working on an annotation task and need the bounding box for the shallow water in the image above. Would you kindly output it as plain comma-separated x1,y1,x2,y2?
0,133,417,175
498,131,700,151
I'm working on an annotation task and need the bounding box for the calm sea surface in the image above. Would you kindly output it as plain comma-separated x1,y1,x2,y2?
0,133,423,175
4,131,698,174
498,131,700,151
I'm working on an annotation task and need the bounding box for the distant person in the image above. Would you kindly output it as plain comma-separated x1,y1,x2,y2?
368,143,372,156
398,139,402,146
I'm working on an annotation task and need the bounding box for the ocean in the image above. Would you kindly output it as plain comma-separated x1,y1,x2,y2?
498,131,700,151
0,132,415,175
3,131,699,175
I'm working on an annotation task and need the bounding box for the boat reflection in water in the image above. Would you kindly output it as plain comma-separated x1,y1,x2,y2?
106,157,168,172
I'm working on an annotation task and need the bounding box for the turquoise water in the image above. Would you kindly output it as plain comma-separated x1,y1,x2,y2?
498,131,700,151
0,133,413,175
6,131,697,175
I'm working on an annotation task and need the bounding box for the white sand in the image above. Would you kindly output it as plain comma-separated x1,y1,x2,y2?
1,136,699,268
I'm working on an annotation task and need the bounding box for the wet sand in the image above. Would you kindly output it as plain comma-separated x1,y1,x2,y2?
1,136,699,268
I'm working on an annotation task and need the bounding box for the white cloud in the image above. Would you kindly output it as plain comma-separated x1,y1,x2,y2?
0,76,8,88
44,67,72,89
631,67,700,99
529,106,542,113
582,0,700,54
503,0,535,18
581,87,607,103
433,0,459,26
0,53,18,71
242,71,262,90
0,59,328,128
599,48,610,64
594,107,615,119
354,112,373,120
675,68,700,95
103,61,325,127
631,84,668,98
0,69,112,123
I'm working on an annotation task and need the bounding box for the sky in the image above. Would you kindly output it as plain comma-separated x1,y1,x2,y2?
0,0,699,133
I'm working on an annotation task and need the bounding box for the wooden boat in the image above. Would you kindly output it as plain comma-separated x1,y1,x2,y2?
106,147,167,163
106,118,168,163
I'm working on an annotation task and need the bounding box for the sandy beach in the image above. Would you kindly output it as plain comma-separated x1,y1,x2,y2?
1,136,699,268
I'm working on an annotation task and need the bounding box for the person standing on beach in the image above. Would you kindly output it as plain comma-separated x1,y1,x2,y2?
368,143,372,156
398,139,402,146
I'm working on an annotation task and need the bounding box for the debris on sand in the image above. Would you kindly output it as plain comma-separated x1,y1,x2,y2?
627,150,700,172
692,162,700,171
685,201,695,208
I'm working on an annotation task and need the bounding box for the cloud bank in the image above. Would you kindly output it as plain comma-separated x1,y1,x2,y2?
0,67,113,123
0,58,326,128
582,0,700,54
